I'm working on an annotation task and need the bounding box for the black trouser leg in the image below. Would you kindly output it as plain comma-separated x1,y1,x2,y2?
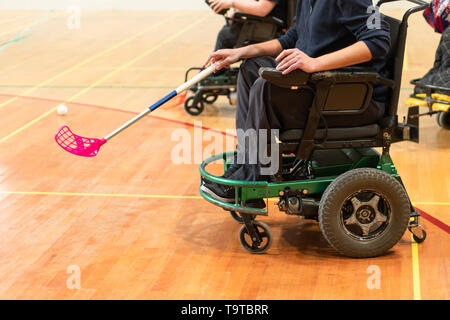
233,57,314,181
231,57,381,182
214,25,240,51
235,57,277,132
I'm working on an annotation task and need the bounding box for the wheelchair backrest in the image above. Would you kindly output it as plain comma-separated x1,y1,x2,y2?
382,14,405,117
233,0,299,48
286,0,299,29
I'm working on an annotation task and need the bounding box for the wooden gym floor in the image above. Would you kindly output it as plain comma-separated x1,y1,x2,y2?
0,9,448,300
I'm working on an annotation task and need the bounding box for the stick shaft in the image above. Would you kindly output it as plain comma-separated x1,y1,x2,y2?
104,65,216,141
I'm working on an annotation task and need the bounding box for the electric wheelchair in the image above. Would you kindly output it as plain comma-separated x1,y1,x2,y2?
406,80,450,130
184,0,298,116
199,0,428,257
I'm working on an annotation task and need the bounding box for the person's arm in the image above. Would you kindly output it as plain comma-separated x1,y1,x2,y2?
209,0,276,17
275,41,373,74
204,39,283,71
277,0,391,74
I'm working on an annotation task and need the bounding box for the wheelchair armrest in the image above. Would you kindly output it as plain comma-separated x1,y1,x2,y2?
259,67,310,89
232,12,285,28
311,68,395,88
259,67,395,89
410,78,450,95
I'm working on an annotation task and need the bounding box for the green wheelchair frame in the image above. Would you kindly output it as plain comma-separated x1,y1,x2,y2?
199,0,429,257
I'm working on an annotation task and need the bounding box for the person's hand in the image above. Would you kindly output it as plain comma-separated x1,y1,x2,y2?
226,8,236,18
209,0,233,14
203,48,242,71
275,49,322,74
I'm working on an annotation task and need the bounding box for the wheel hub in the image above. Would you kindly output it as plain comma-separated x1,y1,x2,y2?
343,193,389,238
356,206,376,224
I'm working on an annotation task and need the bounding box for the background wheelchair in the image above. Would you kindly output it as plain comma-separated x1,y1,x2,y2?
184,0,298,116
406,80,450,130
199,0,428,257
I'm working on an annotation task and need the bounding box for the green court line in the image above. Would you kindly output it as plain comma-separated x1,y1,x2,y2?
0,84,176,89
0,85,414,90
0,35,29,48
0,11,52,53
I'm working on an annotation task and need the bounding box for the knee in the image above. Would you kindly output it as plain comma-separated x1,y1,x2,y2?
249,78,270,108
252,77,268,91
238,58,263,88
217,25,230,40
239,58,260,74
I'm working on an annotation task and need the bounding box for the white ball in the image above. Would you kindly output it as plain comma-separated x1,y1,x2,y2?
57,104,68,116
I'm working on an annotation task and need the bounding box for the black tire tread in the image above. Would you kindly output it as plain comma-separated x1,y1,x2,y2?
319,168,411,258
437,112,450,130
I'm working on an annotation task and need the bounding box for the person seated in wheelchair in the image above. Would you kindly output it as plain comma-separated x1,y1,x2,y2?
414,0,449,92
207,0,288,50
201,0,391,204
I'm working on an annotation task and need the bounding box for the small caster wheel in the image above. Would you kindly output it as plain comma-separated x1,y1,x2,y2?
239,221,273,254
185,96,204,116
437,112,450,130
230,211,243,223
410,228,427,244
203,94,218,104
229,211,254,224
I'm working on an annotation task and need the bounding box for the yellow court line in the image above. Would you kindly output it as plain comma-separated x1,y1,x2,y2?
0,21,35,39
412,201,450,206
1,190,448,208
0,17,171,110
65,15,208,104
0,13,39,33
0,14,32,27
269,199,450,206
0,188,426,300
411,234,421,300
73,67,190,72
0,12,53,45
0,14,209,145
0,191,202,200
0,107,56,144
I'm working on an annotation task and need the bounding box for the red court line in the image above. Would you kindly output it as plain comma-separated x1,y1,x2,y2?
0,93,236,138
1,92,449,235
415,207,450,234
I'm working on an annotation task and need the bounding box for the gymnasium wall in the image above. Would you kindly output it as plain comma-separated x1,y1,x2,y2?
0,0,413,11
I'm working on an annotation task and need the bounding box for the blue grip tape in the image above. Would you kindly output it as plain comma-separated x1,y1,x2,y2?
148,90,177,112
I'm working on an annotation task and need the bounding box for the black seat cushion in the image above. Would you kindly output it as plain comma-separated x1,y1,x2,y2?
280,124,380,142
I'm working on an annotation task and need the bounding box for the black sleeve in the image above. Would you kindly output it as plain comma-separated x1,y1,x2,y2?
337,0,391,58
276,0,298,49
277,27,298,49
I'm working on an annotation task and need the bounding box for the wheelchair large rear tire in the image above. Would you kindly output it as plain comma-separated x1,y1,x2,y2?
319,168,411,258
437,112,450,130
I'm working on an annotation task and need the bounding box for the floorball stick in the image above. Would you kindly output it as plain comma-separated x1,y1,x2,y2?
55,64,216,157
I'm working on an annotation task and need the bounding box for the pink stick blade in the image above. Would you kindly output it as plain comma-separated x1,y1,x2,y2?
55,126,106,157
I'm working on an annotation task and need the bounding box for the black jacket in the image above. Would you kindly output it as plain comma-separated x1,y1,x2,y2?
277,0,392,100
417,28,450,91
